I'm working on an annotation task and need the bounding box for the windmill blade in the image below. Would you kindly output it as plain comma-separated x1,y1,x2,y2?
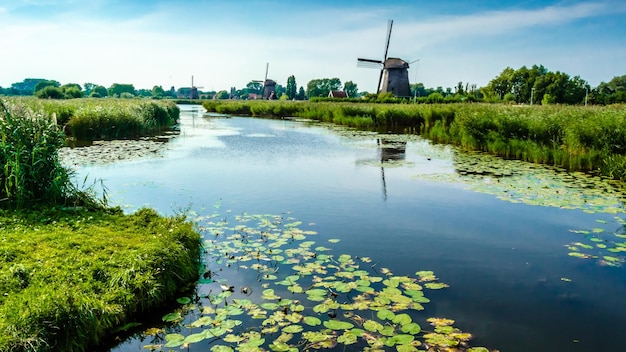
378,19,393,93
383,19,393,62
264,62,269,82
357,58,383,69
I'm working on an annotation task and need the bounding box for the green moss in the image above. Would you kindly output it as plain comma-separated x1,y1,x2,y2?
0,207,201,352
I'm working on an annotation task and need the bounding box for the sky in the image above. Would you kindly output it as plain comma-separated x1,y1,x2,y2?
1,0,625,93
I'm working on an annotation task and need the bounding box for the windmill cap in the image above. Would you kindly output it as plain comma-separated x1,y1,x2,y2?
384,58,409,68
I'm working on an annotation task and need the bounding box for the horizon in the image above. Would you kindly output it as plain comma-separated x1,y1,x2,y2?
1,0,625,93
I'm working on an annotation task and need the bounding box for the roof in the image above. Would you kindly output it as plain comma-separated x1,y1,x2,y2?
384,57,409,69
329,90,348,98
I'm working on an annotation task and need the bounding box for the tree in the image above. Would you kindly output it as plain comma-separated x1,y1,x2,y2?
34,80,61,93
297,86,306,100
63,87,83,98
84,82,97,96
216,90,230,99
108,83,135,97
152,85,165,98
90,85,108,98
11,78,48,95
35,86,65,99
285,75,297,100
246,81,263,95
306,78,341,98
343,81,358,98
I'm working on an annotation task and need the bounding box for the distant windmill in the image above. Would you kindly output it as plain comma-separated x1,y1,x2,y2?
190,75,204,100
253,63,277,99
357,20,416,97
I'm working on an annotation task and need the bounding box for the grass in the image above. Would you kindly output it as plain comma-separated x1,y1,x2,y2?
202,100,626,180
5,97,180,141
0,207,202,352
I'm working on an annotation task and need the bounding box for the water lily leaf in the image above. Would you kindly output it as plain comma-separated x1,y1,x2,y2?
304,316,322,326
467,348,490,352
425,282,449,290
328,239,340,243
189,316,213,328
323,320,354,330
392,313,412,325
162,312,182,322
427,317,455,326
401,322,421,334
176,297,192,304
363,319,383,332
282,325,303,333
337,331,358,345
223,334,244,343
376,309,395,321
184,332,206,344
568,252,593,259
211,346,234,352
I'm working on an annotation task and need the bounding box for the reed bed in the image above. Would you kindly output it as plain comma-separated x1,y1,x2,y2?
0,99,93,206
202,100,626,180
5,97,179,141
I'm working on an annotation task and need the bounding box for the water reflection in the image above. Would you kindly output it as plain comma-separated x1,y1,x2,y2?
377,137,407,200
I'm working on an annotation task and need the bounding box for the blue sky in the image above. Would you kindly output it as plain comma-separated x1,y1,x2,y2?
1,0,625,93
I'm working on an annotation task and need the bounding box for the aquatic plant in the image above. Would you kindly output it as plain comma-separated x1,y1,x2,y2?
0,207,202,352
0,99,100,206
132,211,494,352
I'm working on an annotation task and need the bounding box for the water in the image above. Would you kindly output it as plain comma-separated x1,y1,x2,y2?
72,105,626,351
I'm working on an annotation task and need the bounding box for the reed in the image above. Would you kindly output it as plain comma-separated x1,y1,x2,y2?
0,99,94,206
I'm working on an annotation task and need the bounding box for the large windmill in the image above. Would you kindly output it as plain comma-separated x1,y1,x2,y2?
357,20,415,97
253,63,277,99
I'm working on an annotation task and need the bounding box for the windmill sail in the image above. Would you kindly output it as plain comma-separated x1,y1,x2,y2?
356,20,394,93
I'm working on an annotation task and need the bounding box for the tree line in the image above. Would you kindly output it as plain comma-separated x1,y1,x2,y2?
1,65,625,105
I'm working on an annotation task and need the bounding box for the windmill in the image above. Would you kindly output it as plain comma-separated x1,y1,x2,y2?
357,20,415,97
190,75,204,99
252,63,277,99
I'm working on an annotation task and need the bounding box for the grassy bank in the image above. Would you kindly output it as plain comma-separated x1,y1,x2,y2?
202,100,626,180
0,207,201,352
5,97,179,141
1,100,201,351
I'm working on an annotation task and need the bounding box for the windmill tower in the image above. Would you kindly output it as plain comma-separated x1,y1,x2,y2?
253,63,277,99
357,20,414,97
190,75,204,99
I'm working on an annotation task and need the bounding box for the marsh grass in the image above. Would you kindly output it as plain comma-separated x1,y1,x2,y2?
0,207,201,352
5,97,180,141
0,99,101,206
203,100,626,179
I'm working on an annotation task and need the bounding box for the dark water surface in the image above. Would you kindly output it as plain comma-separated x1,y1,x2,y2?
73,105,626,352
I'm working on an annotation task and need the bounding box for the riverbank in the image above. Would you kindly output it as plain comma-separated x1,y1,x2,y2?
0,207,201,352
0,98,201,351
201,100,626,180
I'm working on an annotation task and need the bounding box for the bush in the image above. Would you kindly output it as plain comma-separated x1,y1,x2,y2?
35,86,65,99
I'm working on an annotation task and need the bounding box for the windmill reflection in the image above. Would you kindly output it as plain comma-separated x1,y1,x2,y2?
377,137,407,201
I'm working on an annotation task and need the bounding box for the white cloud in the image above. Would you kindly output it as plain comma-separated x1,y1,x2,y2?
0,1,624,92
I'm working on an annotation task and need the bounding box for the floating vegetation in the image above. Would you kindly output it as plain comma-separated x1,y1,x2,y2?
415,150,626,215
566,216,626,267
135,212,495,351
